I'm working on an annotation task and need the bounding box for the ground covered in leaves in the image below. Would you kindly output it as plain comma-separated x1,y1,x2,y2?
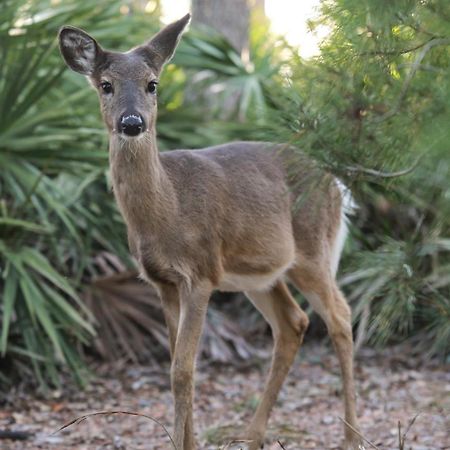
1,343,449,450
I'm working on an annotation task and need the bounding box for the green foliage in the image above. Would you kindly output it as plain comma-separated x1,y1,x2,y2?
0,0,154,387
174,27,282,121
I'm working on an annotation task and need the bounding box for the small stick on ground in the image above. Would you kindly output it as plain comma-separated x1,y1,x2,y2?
399,413,421,450
277,440,287,449
222,439,253,449
339,417,380,450
53,410,177,450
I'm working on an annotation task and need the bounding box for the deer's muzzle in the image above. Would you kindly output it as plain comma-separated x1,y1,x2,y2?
119,114,145,137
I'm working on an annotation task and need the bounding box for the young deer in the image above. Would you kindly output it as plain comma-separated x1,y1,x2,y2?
59,14,364,450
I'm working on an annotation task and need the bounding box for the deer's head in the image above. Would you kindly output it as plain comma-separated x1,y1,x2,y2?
58,14,190,139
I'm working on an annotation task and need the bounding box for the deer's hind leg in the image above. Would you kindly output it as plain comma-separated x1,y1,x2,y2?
243,280,309,450
288,262,362,450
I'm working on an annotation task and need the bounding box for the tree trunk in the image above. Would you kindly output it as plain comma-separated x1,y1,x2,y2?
250,0,265,15
192,0,250,55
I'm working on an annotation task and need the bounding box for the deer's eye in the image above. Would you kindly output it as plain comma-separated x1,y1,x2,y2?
100,81,113,94
147,81,158,94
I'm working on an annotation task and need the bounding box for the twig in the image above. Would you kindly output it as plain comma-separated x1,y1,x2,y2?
53,410,177,450
399,413,421,450
339,417,380,450
346,154,423,179
222,440,254,450
277,440,287,449
403,412,420,438
359,38,435,56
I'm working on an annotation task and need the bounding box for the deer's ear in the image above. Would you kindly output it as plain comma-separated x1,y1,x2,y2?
58,26,103,75
139,14,191,69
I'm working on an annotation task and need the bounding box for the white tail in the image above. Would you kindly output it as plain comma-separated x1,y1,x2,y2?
331,180,356,276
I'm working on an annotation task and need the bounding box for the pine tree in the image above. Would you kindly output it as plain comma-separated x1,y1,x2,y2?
283,0,450,356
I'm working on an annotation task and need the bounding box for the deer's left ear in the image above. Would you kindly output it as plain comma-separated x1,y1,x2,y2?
58,26,104,75
137,13,191,70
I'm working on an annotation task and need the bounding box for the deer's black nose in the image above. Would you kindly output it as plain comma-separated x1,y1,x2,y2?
119,114,144,136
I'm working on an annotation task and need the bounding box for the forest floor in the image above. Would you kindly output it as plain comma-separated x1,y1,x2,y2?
1,343,449,450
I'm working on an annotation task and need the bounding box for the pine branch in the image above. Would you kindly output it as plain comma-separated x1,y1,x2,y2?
375,38,450,123
346,155,422,179
359,38,436,56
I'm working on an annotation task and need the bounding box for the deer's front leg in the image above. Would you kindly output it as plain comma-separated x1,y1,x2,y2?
159,284,194,449
171,281,211,450
159,284,181,358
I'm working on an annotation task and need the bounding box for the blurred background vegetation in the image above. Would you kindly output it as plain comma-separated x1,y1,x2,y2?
0,0,449,390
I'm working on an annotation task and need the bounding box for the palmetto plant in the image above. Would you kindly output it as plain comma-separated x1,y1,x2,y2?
0,0,154,387
173,23,284,122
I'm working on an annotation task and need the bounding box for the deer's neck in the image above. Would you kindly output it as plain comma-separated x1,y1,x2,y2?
109,131,177,235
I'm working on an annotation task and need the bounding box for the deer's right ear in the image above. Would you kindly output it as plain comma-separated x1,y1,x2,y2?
58,26,103,75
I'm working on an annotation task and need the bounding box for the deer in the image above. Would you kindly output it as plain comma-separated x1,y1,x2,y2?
58,13,365,450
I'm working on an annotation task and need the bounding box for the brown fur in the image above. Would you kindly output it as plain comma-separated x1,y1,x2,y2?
59,14,363,450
